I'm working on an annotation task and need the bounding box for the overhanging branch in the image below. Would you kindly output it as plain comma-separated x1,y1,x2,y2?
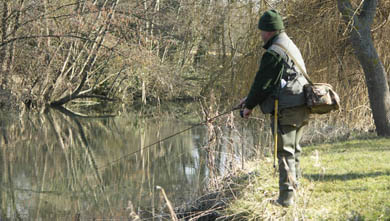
360,0,378,27
0,34,92,48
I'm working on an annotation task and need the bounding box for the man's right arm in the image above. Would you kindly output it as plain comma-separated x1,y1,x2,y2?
244,51,284,110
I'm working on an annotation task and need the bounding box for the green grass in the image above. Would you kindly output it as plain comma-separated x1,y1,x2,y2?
222,138,390,220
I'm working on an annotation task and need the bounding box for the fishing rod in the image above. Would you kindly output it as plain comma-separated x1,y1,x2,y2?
97,105,242,171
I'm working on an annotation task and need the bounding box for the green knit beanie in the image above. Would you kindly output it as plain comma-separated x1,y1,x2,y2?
258,10,284,31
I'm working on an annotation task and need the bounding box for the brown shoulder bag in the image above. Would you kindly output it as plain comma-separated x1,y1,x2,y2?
273,43,340,114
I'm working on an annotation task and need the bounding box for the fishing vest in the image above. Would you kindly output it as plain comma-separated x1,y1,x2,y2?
260,32,309,114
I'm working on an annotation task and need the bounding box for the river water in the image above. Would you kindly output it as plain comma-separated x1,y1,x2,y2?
0,106,273,220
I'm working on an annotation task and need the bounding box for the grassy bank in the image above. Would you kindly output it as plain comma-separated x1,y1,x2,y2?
221,138,390,220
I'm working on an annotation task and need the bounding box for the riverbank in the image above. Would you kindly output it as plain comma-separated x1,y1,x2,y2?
179,137,390,220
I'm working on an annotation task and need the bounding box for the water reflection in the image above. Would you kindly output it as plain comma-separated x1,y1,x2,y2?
0,107,269,220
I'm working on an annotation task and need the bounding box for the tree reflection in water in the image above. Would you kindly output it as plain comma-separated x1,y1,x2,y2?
0,107,270,219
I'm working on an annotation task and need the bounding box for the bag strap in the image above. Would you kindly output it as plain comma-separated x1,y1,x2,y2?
272,42,313,85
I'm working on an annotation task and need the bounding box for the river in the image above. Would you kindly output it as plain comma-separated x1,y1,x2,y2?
0,105,272,220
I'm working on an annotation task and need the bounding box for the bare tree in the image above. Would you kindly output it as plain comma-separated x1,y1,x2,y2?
338,0,390,136
0,1,24,89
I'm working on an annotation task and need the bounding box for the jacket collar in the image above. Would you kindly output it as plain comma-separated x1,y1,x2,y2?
263,31,282,49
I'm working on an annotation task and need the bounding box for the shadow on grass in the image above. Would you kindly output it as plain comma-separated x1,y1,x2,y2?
303,142,390,155
348,211,365,221
303,170,390,182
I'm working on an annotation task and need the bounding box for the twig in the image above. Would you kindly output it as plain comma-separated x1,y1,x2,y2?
342,0,364,37
156,186,178,221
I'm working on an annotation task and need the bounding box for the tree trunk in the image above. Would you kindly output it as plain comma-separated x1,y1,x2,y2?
338,0,390,136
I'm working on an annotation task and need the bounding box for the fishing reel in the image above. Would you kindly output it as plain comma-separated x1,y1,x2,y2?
235,98,247,118
233,104,245,118
240,109,244,118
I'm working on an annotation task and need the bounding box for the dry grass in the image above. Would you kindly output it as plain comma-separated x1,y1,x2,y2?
220,138,390,220
284,0,390,133
233,0,390,137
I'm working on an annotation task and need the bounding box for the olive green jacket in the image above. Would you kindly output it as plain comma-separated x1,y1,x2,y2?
245,32,307,112
245,34,284,110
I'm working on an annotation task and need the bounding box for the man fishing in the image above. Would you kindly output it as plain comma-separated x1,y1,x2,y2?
238,9,310,207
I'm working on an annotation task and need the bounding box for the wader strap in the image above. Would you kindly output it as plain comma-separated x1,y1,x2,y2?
273,43,313,85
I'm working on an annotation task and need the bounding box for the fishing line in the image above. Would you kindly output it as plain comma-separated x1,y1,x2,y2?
1,106,245,221
96,106,241,171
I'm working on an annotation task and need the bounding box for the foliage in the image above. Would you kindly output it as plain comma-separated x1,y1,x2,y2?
236,0,390,137
0,0,389,135
0,0,264,110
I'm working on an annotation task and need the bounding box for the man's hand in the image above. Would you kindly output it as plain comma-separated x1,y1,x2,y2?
235,97,252,118
235,97,247,110
243,108,252,118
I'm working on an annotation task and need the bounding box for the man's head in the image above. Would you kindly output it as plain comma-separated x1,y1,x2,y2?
258,10,284,31
258,10,284,43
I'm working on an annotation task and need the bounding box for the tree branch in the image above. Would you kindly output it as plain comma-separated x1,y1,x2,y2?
50,0,119,107
52,105,116,123
337,0,355,23
73,94,117,101
338,0,363,36
360,0,378,27
0,34,91,48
